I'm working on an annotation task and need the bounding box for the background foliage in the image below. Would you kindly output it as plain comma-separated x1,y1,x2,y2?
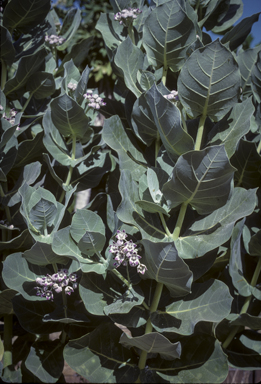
0,0,261,382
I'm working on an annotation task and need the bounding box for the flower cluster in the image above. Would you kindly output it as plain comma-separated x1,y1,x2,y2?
2,108,17,125
164,90,179,102
45,34,65,46
109,230,147,274
68,82,77,91
83,90,106,110
34,269,78,301
114,8,142,25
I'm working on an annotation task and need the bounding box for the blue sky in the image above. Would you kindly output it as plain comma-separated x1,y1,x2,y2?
209,0,261,47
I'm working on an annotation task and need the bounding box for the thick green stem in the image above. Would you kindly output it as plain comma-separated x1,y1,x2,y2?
194,114,206,150
128,24,135,45
1,59,7,90
21,92,34,113
257,139,261,154
137,282,164,374
3,315,13,368
58,135,77,203
162,65,168,86
172,202,188,240
159,212,171,237
52,263,68,318
222,257,261,349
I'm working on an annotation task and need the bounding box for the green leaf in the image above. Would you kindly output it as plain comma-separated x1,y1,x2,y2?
115,37,144,97
79,273,115,316
108,307,147,328
231,139,261,188
50,94,93,140
221,13,260,51
120,332,181,360
229,313,261,330
226,331,261,369
145,84,194,160
178,40,241,121
14,131,45,169
75,65,92,105
141,240,193,297
0,229,34,252
0,26,15,65
26,72,55,99
4,48,47,99
207,98,255,158
144,337,228,383
163,145,235,214
238,46,261,96
249,229,261,257
211,0,243,34
175,187,257,259
12,294,60,334
28,196,57,233
70,209,106,256
57,8,81,51
102,115,147,181
52,226,86,263
143,0,196,71
59,38,93,76
117,170,169,241
251,51,261,103
104,285,145,315
0,289,16,316
131,93,158,146
135,200,169,215
3,0,51,33
2,253,51,301
152,279,232,335
61,59,81,94
64,322,139,383
25,341,64,383
24,242,68,266
96,13,124,61
229,219,252,297
138,70,156,92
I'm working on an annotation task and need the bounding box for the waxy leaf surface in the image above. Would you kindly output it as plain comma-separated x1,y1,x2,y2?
151,279,232,335
141,240,193,297
163,145,235,214
178,40,241,121
143,0,196,71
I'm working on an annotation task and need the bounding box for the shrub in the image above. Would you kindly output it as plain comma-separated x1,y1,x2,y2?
0,0,261,382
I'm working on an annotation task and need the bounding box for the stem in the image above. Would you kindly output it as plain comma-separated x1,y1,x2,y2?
58,135,77,203
222,257,261,349
52,263,68,318
181,109,188,133
172,202,188,240
21,92,34,113
127,23,135,45
1,59,7,90
0,184,12,243
3,315,13,368
162,65,168,86
137,283,164,373
257,139,261,154
159,212,171,237
194,114,206,150
155,133,160,166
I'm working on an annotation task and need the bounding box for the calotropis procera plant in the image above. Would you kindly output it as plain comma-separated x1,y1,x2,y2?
0,0,261,382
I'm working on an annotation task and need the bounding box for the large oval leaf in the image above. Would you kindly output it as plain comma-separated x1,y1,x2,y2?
3,0,51,33
151,279,233,335
141,240,193,297
50,94,93,140
143,0,196,71
145,84,194,160
178,40,241,121
163,145,235,214
26,72,55,99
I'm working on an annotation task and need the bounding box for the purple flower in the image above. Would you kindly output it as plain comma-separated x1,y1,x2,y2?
83,90,106,109
109,230,147,275
34,269,78,300
114,8,142,25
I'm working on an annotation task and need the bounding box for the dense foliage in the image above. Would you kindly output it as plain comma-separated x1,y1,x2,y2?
0,0,261,382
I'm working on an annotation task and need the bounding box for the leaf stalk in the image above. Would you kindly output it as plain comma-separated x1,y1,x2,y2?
3,314,13,368
59,134,77,203
222,257,261,349
1,59,7,90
